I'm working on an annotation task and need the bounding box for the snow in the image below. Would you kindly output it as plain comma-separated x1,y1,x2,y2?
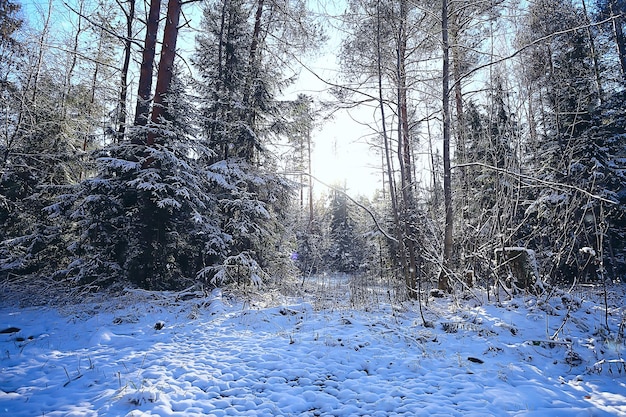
580,247,597,258
1,283,625,416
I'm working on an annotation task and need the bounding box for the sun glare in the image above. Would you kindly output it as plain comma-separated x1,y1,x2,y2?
311,130,381,197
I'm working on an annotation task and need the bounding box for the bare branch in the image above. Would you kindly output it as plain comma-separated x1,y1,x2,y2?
62,1,144,49
282,171,399,244
453,14,620,91
454,162,618,205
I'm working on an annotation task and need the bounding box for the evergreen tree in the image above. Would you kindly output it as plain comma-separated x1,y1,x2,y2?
0,5,99,280
326,187,366,273
48,70,226,289
193,0,272,162
191,0,320,287
567,91,626,279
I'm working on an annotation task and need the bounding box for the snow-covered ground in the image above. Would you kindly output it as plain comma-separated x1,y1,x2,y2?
1,281,625,416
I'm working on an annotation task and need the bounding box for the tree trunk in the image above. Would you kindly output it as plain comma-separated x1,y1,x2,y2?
394,0,419,298
439,0,452,292
248,0,264,73
61,0,84,120
610,0,626,83
117,0,135,140
450,9,466,214
307,123,314,228
146,0,182,147
240,0,265,160
376,0,407,292
581,0,603,101
450,9,465,165
133,0,161,129
30,0,53,103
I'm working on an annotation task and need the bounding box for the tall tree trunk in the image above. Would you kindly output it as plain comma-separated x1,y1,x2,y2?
30,0,53,103
449,9,469,277
450,9,465,165
241,0,265,160
61,0,84,120
133,0,161,129
439,0,452,292
397,0,412,191
117,0,135,140
146,0,182,147
376,0,405,289
397,0,418,299
248,0,264,75
582,0,604,101
299,138,304,210
450,9,466,206
209,0,229,159
609,0,626,83
307,123,314,228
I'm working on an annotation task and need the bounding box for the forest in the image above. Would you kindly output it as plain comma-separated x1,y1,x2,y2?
1,0,625,301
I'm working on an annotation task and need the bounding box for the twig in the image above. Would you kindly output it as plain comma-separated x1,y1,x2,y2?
551,308,571,340
455,162,617,205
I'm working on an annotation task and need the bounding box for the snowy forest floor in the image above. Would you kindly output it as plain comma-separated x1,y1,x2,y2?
1,276,625,416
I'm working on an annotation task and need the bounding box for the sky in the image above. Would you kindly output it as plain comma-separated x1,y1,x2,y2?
281,33,385,198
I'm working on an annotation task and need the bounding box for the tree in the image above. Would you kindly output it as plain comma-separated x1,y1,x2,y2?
339,0,436,298
458,81,524,287
0,0,112,281
517,0,625,283
193,0,262,161
191,0,325,286
53,66,234,289
326,186,366,273
194,0,323,163
0,0,21,48
147,0,182,147
440,0,452,291
594,0,626,83
279,94,315,220
133,0,161,128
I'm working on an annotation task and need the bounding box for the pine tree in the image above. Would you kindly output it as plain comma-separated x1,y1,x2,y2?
191,0,321,287
0,4,100,281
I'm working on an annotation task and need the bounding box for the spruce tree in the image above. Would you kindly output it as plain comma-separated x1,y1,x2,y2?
326,187,366,274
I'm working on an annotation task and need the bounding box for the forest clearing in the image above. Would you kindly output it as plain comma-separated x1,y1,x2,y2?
1,280,625,416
